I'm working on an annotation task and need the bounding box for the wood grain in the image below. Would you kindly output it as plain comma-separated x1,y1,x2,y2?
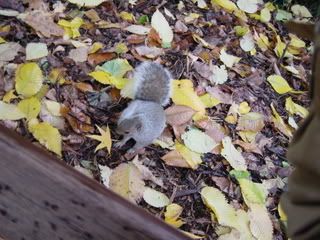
0,125,189,240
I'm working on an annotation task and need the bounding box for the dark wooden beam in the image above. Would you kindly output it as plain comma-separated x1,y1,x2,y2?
0,125,190,240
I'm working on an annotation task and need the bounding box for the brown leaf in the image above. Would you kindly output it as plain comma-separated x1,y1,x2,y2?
147,28,162,47
234,140,262,155
161,150,190,168
127,34,146,44
196,119,226,143
165,105,195,126
61,106,94,133
88,52,116,65
237,112,265,132
206,86,232,104
135,45,164,59
18,10,64,38
74,82,94,92
174,20,188,33
193,61,212,80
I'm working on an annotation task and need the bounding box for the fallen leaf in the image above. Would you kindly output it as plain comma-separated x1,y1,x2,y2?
240,33,255,52
172,80,206,115
210,65,228,85
211,0,238,12
182,128,217,154
143,188,170,208
119,11,135,22
165,105,195,126
66,0,106,7
132,156,164,187
124,25,151,35
248,204,273,240
237,112,265,132
99,164,113,187
17,97,41,120
26,42,48,60
275,9,293,21
98,58,133,78
87,125,112,153
2,90,17,103
0,42,22,62
135,45,164,58
267,75,293,94
15,63,43,98
29,121,62,156
164,203,185,228
221,136,247,170
260,8,271,23
220,48,241,68
175,141,202,169
271,103,292,138
237,0,258,13
0,101,26,120
291,4,312,18
109,163,145,204
18,10,64,38
200,93,221,108
285,97,308,118
68,47,88,63
239,101,251,115
151,9,173,48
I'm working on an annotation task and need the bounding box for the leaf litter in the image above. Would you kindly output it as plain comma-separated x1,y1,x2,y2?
0,0,313,239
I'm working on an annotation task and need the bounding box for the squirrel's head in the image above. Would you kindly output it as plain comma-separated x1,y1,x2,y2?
116,117,142,136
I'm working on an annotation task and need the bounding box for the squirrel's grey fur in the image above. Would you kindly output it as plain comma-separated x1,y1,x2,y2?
115,62,172,153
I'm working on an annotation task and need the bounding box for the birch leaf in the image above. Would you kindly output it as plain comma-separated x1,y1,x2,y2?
17,97,41,120
182,128,217,154
221,136,247,170
26,43,48,60
143,188,170,208
164,203,185,228
151,9,173,48
267,75,293,94
0,101,26,120
220,48,241,68
248,204,273,240
211,0,238,12
271,103,293,138
285,97,308,118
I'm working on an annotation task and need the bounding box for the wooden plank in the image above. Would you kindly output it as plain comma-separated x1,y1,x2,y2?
0,125,189,240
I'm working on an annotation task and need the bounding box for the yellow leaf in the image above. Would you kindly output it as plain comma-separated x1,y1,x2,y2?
267,74,293,94
274,36,291,59
17,97,41,120
66,0,106,7
88,42,104,54
29,122,62,156
289,34,305,48
201,186,239,228
119,11,135,22
58,17,83,39
172,80,206,115
89,71,128,89
0,101,26,120
2,90,17,103
15,63,43,98
0,37,6,43
239,101,251,115
285,97,308,118
260,8,271,23
271,103,292,138
221,136,247,170
143,187,170,208
99,58,133,78
109,163,145,204
234,26,249,37
291,4,312,18
200,93,221,108
87,125,112,153
254,32,270,52
164,203,185,228
182,128,217,153
278,203,287,222
211,0,238,12
175,141,202,169
265,2,276,11
115,42,129,54
48,68,66,84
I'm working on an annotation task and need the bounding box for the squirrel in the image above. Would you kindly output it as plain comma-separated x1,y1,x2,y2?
115,62,172,154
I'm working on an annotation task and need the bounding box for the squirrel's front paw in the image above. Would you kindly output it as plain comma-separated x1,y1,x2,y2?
114,140,125,148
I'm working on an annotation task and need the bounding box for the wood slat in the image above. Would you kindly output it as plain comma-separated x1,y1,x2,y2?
0,125,189,240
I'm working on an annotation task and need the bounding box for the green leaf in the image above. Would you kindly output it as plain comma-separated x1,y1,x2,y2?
99,58,133,78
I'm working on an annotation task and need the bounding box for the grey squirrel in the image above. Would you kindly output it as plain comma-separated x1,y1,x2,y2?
115,62,172,153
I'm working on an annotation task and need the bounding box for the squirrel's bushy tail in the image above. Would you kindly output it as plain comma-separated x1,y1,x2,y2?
133,62,172,106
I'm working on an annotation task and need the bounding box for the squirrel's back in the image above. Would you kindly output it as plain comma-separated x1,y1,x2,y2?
133,62,172,106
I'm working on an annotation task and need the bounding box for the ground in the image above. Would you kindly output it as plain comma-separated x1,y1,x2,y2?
0,0,314,239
